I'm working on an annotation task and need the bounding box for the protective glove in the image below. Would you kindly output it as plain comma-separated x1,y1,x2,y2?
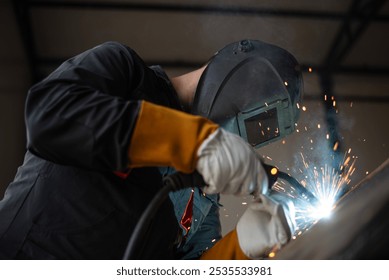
236,194,296,259
196,128,268,196
128,101,267,196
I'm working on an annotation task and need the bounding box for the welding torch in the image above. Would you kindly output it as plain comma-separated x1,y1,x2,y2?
163,163,319,205
262,164,319,205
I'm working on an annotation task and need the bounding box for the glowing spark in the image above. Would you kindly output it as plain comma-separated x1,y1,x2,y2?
302,106,307,112
317,124,321,129
272,151,357,235
296,103,300,109
284,81,288,86
333,141,339,151
308,67,313,73
271,167,278,175
344,157,351,166
268,252,276,258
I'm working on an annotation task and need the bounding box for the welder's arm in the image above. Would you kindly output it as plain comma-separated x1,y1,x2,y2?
127,101,217,173
129,101,268,195
201,195,294,260
26,41,146,171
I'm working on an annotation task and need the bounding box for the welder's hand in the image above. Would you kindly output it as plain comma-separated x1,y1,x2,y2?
236,194,294,259
196,128,268,196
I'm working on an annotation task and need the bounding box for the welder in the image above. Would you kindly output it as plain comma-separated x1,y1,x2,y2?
0,39,302,260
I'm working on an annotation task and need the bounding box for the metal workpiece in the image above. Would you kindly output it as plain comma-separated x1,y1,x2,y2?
274,158,389,259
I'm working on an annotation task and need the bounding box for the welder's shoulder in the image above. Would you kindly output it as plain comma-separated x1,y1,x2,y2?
92,41,138,58
87,41,146,71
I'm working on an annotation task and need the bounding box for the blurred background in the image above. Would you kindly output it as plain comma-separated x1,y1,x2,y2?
1,0,388,235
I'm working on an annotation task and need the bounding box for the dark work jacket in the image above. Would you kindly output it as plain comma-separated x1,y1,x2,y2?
0,42,204,259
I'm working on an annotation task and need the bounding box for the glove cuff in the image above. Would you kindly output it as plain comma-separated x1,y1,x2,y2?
200,230,250,260
128,101,218,173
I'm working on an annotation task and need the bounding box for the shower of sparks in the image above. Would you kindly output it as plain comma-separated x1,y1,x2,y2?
269,101,358,237
272,150,357,236
258,100,365,260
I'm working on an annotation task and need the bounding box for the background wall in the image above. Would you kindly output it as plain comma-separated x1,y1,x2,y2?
1,0,388,236
0,1,30,198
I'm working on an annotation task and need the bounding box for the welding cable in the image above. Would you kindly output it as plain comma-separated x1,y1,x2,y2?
122,172,204,260
122,181,171,260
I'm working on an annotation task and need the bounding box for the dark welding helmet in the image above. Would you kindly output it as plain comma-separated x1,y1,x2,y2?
191,39,303,148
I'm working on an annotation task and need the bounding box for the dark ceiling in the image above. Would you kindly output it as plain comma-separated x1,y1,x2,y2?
13,0,389,80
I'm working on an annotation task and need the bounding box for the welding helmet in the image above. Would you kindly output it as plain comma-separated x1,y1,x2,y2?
191,39,303,148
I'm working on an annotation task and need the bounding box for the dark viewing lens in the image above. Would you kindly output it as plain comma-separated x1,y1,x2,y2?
244,108,280,146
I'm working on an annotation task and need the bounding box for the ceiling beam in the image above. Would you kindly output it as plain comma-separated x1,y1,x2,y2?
28,0,389,22
36,57,389,105
36,57,389,76
324,0,388,68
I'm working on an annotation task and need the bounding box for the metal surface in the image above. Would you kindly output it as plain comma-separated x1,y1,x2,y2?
274,158,389,259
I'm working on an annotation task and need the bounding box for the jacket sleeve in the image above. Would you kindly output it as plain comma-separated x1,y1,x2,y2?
26,41,142,171
26,41,217,172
